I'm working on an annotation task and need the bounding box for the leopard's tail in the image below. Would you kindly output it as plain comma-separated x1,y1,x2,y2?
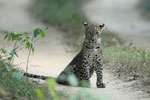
23,73,54,80
24,73,70,86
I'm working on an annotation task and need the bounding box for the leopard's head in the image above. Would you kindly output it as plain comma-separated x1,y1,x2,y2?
83,22,105,49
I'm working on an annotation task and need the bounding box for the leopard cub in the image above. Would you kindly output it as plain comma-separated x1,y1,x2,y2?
56,22,105,88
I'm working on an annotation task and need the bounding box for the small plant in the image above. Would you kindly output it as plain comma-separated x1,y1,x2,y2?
0,28,50,100
4,28,46,73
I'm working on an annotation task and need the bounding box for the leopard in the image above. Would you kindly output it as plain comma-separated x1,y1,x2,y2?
24,22,105,88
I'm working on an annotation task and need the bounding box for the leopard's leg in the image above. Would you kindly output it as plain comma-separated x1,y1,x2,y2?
94,57,105,88
77,67,91,88
77,58,92,88
56,65,76,85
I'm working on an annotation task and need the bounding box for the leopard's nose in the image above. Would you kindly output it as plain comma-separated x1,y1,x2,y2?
91,36,96,42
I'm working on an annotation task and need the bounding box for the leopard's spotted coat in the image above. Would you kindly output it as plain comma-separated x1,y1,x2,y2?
56,22,105,88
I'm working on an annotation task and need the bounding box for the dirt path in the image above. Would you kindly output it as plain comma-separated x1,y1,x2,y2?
0,0,149,100
84,0,150,48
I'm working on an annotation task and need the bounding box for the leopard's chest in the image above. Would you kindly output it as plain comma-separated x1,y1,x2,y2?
73,49,102,79
83,49,101,66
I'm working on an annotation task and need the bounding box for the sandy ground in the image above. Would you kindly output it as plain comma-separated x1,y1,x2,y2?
84,0,150,48
0,0,149,100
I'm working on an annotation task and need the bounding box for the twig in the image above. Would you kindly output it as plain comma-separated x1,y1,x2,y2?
14,41,17,49
25,37,34,74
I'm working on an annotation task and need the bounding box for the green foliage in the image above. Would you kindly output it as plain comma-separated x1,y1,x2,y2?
0,57,52,99
36,88,44,100
5,28,46,54
46,78,59,100
101,30,150,84
0,60,38,100
0,87,7,97
103,42,150,81
4,28,46,74
0,28,48,100
31,0,87,45
12,72,24,80
34,28,45,38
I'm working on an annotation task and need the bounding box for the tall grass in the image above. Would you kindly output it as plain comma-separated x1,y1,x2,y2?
102,35,150,85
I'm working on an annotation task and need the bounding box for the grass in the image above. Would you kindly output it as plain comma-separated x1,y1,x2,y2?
102,31,150,85
0,59,52,100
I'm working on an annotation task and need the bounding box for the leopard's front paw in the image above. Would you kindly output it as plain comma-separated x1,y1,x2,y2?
96,82,106,88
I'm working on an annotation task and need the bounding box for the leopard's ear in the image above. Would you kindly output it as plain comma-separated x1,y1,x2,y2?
99,23,105,28
83,22,88,27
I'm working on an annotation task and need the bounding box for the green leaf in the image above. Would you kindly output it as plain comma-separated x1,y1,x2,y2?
12,72,23,79
10,48,15,52
25,42,31,49
11,68,17,72
11,57,14,63
31,44,35,53
46,78,56,90
45,26,48,30
35,88,44,100
5,65,10,72
6,53,12,57
34,28,41,38
8,35,12,41
41,30,45,37
24,32,29,36
14,52,18,57
46,78,59,100
0,87,7,97
0,48,7,53
7,57,12,61
13,33,23,40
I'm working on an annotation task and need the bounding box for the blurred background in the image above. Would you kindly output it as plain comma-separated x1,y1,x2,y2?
0,0,150,47
0,0,150,99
